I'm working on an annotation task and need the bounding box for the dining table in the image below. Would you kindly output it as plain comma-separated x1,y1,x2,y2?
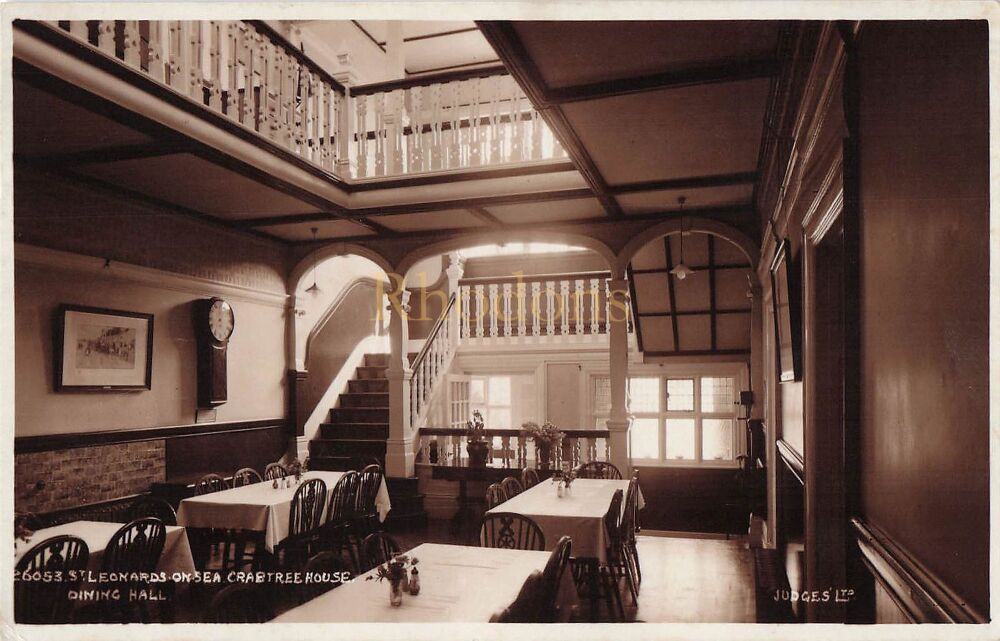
14,519,196,574
175,470,391,552
486,477,645,563
273,542,577,622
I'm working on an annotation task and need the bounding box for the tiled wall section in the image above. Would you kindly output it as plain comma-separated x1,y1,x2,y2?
15,441,166,514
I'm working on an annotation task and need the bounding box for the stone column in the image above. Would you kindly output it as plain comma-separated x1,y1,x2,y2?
605,277,632,477
385,289,414,477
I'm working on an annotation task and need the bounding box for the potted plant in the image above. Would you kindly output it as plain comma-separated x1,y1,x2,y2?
466,410,490,467
521,421,564,470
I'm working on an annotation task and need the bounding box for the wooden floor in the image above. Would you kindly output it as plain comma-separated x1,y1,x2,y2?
632,534,756,623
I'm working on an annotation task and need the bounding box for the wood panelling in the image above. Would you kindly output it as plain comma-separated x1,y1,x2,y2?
635,466,746,534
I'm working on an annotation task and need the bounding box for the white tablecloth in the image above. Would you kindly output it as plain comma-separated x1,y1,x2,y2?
14,520,196,574
176,471,391,551
487,478,644,563
274,542,576,622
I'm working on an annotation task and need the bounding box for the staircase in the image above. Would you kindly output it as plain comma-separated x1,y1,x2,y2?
308,352,427,528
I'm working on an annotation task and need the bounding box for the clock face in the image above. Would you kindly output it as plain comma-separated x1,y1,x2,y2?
208,299,235,342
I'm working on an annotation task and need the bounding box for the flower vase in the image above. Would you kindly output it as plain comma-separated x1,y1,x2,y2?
389,576,405,607
467,441,489,467
537,446,552,470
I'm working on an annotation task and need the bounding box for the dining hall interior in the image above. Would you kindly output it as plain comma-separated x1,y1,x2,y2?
6,14,991,628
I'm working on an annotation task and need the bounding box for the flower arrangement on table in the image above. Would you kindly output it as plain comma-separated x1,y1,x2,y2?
560,461,578,489
367,554,420,605
287,458,304,482
14,512,35,546
466,410,486,443
521,420,564,468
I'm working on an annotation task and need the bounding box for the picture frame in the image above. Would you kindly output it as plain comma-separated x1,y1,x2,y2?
54,304,154,391
770,239,802,383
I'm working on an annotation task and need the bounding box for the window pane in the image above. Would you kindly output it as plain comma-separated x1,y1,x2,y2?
629,377,660,413
666,379,694,411
701,376,735,413
665,418,696,460
703,419,734,461
630,418,659,459
593,377,611,415
488,408,511,428
469,379,486,404
488,376,511,406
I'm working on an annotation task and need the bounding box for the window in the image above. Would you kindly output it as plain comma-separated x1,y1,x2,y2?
591,368,743,467
470,375,512,428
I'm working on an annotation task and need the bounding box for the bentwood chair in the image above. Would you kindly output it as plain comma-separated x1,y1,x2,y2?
15,535,89,623
233,467,263,487
479,513,545,551
500,476,524,499
361,532,402,572
275,478,327,569
297,550,354,604
263,462,288,480
540,536,573,622
623,472,641,587
323,471,361,563
202,583,275,623
575,461,623,480
485,483,508,509
354,464,383,538
101,518,167,622
521,467,541,489
600,489,630,619
130,497,177,526
195,473,229,495
489,571,546,623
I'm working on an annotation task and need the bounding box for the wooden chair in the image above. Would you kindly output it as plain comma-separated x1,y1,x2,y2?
101,518,167,622
354,464,383,538
195,473,228,495
263,462,288,480
15,535,89,623
479,513,545,551
540,535,572,622
275,478,327,569
521,467,540,489
623,472,641,588
489,571,545,622
485,482,507,509
129,497,177,526
323,471,361,560
232,467,263,487
297,550,353,604
575,461,623,480
202,583,275,623
500,476,524,499
600,489,630,618
361,532,402,573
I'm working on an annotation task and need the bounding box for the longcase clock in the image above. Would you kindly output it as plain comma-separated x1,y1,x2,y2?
193,297,235,407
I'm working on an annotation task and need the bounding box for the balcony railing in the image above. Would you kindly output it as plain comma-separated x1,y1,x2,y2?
458,271,633,341
417,427,611,469
31,20,565,180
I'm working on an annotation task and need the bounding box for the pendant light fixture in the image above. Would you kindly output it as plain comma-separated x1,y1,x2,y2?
305,227,321,294
670,197,695,280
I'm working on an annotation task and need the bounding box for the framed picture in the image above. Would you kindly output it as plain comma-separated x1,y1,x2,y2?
54,304,154,391
770,239,802,383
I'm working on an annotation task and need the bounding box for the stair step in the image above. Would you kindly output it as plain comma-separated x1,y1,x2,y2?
364,353,389,367
309,454,385,472
329,407,389,423
356,365,388,380
348,379,388,393
320,423,389,439
339,392,390,408
310,438,387,457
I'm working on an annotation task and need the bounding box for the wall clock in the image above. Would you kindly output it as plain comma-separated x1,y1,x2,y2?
193,297,235,407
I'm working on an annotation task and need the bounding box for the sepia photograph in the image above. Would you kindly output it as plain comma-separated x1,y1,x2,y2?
0,2,996,639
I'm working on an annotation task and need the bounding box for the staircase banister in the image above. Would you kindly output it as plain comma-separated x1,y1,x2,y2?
245,20,347,94
350,64,510,97
459,271,611,287
410,293,457,371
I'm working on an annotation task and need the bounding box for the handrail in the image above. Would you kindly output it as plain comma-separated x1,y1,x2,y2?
411,293,457,371
246,20,347,94
351,64,510,97
459,271,611,286
420,426,610,438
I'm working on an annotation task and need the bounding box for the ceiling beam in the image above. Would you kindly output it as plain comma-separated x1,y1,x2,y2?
16,140,195,167
645,349,750,358
610,171,758,195
477,21,624,219
631,263,749,275
467,207,504,228
663,236,681,351
546,58,779,106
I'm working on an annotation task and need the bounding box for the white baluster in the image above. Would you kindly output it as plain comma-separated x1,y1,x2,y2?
590,278,601,334
502,283,513,337
148,21,169,82
517,281,527,337
68,20,88,42
545,281,556,336
474,284,485,338
517,434,527,467
96,20,116,57
460,285,471,339
575,279,585,335
531,282,541,336
604,278,611,335
488,283,499,338
560,280,570,335
355,94,368,178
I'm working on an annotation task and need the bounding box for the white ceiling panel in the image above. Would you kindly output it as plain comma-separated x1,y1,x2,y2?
486,198,606,224
633,273,671,313
265,219,375,241
378,209,486,232
618,184,754,215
